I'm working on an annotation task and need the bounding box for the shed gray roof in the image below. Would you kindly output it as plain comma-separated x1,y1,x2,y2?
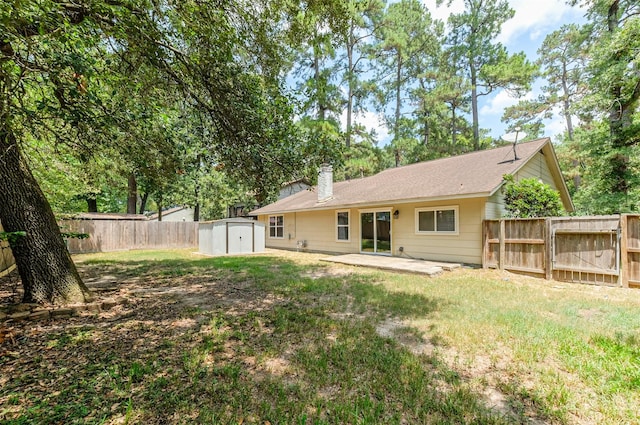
252,138,572,215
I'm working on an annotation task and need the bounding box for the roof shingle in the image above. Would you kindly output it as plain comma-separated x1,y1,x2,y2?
252,138,554,215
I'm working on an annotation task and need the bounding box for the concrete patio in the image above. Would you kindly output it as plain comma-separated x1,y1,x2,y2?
321,254,461,277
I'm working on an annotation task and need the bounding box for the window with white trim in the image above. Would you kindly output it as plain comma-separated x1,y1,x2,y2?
336,211,350,241
415,206,458,234
269,215,284,238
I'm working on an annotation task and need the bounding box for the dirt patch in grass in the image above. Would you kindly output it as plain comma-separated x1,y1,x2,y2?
374,316,545,424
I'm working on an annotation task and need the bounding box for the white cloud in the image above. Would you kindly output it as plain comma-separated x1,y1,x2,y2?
543,106,571,138
341,110,390,143
480,89,532,117
421,0,586,49
544,117,567,138
421,0,465,24
497,0,586,47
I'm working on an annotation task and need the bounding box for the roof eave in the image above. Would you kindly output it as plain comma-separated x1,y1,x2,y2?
486,139,574,212
250,192,492,215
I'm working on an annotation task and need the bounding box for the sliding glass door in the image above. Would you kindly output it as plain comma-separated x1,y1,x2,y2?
360,211,391,254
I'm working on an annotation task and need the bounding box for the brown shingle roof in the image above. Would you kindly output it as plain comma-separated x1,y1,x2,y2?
252,138,565,215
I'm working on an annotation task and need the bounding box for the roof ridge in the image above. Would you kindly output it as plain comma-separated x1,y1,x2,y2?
333,138,549,184
377,137,549,173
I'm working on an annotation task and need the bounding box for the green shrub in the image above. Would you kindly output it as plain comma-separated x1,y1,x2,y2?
502,175,564,218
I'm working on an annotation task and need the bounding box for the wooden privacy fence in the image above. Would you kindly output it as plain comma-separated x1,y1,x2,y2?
483,214,640,288
61,219,198,253
0,222,17,278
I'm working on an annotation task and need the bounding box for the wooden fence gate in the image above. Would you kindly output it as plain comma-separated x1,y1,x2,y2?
622,215,640,288
483,215,639,288
550,216,620,285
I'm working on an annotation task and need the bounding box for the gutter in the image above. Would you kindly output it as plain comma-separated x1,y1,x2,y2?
250,192,491,216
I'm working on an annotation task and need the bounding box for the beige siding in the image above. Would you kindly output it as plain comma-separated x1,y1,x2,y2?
393,198,485,264
259,197,486,264
485,192,504,219
514,151,557,189
259,210,360,254
484,151,560,220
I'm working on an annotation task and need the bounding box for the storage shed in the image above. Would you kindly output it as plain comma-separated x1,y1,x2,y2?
199,218,265,255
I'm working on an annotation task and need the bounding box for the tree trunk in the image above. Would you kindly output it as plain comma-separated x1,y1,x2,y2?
86,197,98,213
157,196,163,222
451,106,457,153
470,62,480,151
313,41,326,122
346,29,354,149
394,53,402,139
194,203,200,222
606,0,633,197
127,172,137,214
422,108,429,146
561,62,580,191
394,52,402,168
139,192,149,215
0,127,91,305
193,180,200,222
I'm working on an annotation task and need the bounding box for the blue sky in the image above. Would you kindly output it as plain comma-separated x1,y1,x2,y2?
344,0,588,144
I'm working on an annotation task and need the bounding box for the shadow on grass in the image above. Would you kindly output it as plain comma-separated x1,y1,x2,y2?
1,254,519,424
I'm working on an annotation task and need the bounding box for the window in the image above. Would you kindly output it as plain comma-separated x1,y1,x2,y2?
415,206,458,234
269,215,284,238
336,211,350,241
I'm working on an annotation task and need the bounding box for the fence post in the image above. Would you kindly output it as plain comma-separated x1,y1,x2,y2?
482,221,488,269
545,218,552,280
620,214,629,288
498,219,505,270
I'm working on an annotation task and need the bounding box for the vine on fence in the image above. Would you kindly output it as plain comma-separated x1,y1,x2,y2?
0,231,26,245
61,232,90,240
0,231,89,244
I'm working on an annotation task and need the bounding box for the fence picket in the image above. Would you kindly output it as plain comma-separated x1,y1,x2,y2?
61,219,198,253
0,222,16,277
483,214,640,288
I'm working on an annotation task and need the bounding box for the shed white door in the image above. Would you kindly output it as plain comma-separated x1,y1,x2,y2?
227,222,254,254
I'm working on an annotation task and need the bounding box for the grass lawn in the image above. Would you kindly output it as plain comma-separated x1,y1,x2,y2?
1,249,639,424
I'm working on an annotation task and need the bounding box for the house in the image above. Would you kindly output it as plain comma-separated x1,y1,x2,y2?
228,180,311,218
277,179,311,200
148,206,195,222
250,138,573,265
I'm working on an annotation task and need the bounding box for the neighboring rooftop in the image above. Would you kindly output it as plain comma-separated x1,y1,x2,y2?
68,212,148,221
147,206,192,221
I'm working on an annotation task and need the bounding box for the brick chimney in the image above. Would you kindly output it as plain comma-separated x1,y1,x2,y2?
317,164,333,202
